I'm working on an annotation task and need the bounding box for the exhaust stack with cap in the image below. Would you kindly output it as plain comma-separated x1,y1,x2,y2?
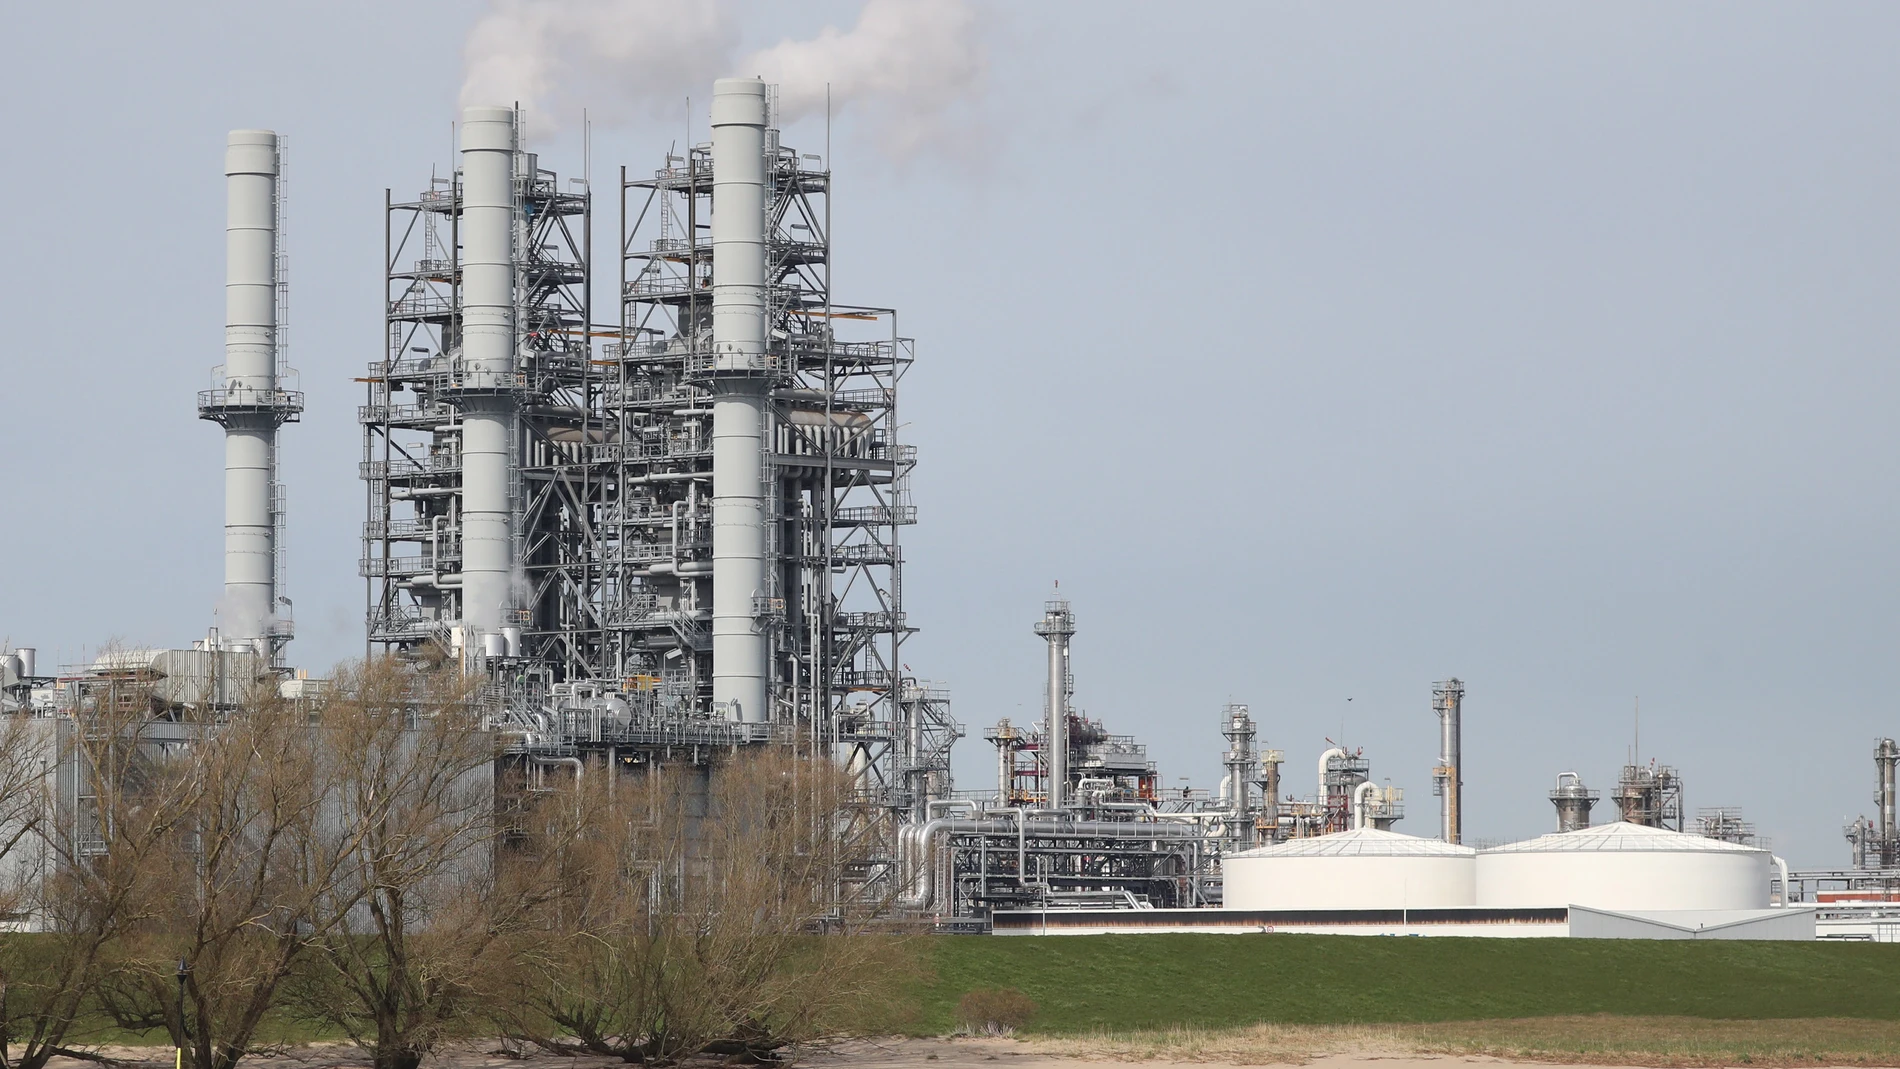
201,130,301,656
457,106,519,636
709,78,770,723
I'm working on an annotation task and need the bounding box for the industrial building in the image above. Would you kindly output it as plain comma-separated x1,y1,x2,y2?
1,78,1896,941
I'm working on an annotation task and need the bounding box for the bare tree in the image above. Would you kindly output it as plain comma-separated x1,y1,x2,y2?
0,667,202,1069
493,748,917,1064
95,682,359,1069
284,658,501,1069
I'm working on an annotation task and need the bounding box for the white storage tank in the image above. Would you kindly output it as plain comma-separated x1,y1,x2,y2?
1224,828,1477,911
1476,821,1771,910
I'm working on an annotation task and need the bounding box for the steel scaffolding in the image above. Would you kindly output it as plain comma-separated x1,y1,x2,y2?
359,105,959,904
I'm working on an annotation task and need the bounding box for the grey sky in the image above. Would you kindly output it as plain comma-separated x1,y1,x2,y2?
1,2,1893,866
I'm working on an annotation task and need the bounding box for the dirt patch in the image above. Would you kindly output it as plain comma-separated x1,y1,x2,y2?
44,1024,1900,1069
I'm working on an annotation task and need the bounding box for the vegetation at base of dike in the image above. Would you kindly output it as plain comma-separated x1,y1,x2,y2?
5,655,1898,1069
908,934,1900,1035
0,656,920,1069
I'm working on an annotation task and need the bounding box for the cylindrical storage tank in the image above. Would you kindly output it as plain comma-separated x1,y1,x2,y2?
1476,821,1771,910
1224,828,1477,911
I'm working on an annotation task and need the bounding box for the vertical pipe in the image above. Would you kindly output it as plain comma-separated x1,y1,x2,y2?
1878,738,1898,847
458,106,517,635
1261,752,1281,841
996,722,1013,805
709,78,770,724
1047,629,1067,809
219,131,280,650
1034,602,1074,810
1433,679,1464,844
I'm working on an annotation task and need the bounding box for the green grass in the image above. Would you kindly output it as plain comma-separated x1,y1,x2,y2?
910,934,1900,1035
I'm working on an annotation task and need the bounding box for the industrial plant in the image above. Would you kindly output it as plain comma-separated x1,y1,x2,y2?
2,78,1897,942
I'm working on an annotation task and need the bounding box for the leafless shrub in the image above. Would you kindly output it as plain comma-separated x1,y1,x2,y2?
956,988,1037,1036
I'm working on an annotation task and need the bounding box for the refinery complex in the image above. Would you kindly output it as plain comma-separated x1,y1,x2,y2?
2,79,1896,940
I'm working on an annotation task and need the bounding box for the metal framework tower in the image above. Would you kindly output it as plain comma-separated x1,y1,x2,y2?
360,86,958,903
1613,762,1684,830
613,81,957,896
362,108,596,678
1431,678,1463,843
1846,738,1900,868
202,130,301,660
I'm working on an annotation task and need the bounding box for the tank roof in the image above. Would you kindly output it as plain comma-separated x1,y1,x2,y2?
1231,827,1477,858
1482,820,1767,855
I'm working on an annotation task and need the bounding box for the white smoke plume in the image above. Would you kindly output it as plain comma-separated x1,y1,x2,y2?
460,0,736,133
460,0,986,155
741,0,986,156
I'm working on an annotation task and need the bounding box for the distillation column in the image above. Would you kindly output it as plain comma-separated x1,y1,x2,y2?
458,106,518,636
1222,704,1257,847
1432,679,1464,843
1879,738,1899,863
709,78,770,723
202,130,300,654
1034,601,1076,809
1549,771,1598,831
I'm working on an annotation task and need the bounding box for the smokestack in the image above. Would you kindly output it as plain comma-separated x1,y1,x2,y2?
202,131,299,655
1432,679,1464,843
1034,601,1075,809
457,106,518,636
709,78,771,723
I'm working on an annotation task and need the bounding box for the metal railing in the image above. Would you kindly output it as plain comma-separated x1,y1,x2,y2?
197,386,304,416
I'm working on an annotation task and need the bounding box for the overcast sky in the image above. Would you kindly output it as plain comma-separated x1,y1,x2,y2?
2,2,1894,867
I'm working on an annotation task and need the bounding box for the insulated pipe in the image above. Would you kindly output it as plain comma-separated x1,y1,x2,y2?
221,131,280,646
1352,779,1378,830
709,78,769,723
458,105,518,634
1772,855,1791,907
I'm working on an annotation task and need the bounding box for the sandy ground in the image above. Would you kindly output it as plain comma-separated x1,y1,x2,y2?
43,1035,1900,1069
795,1036,1527,1069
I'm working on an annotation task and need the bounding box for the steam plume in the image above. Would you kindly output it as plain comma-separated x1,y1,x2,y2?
742,0,985,156
460,0,736,133
460,0,985,154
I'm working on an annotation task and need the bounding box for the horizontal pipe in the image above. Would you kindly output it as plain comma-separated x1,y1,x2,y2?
899,814,1214,910
390,486,459,499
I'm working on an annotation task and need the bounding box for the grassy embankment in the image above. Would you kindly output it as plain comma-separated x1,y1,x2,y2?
909,934,1900,1063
